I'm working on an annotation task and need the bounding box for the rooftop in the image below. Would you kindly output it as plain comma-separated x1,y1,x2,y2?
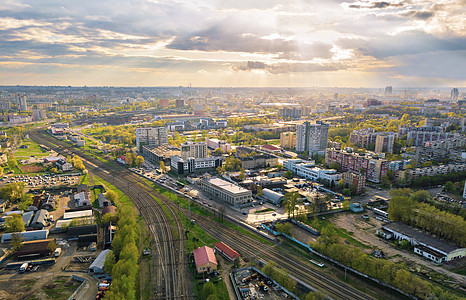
383,222,459,253
214,242,240,260
206,177,250,194
193,246,217,267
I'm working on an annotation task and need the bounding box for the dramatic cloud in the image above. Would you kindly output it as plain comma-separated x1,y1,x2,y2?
0,0,464,86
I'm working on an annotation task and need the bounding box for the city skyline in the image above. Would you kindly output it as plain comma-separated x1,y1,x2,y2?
0,0,465,87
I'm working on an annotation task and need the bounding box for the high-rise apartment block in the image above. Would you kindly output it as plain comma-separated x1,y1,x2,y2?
136,127,168,151
279,107,302,119
325,148,388,183
280,132,297,149
349,128,377,148
181,142,208,159
375,134,396,154
296,121,329,155
385,86,392,95
451,88,459,102
175,99,185,108
15,94,28,111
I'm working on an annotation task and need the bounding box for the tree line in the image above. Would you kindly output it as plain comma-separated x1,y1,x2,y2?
104,206,140,299
309,224,456,299
388,189,466,247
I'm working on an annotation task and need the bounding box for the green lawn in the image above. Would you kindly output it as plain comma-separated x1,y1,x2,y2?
14,140,49,158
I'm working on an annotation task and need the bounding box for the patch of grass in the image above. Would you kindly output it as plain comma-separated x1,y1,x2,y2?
180,212,218,252
254,208,274,214
41,276,81,300
219,219,273,245
453,269,466,276
14,140,49,158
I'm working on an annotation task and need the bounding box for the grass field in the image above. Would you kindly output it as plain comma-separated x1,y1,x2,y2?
18,164,45,173
14,140,49,158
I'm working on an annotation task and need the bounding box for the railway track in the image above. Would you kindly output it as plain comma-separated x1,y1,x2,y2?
33,130,380,300
30,131,189,299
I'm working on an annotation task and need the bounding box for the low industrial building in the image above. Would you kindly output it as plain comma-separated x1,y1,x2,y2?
200,177,252,207
378,222,466,263
89,249,111,274
261,188,284,205
1,229,49,243
31,209,49,229
214,242,240,261
238,155,278,169
141,144,181,164
67,224,98,239
22,211,35,228
17,239,56,259
63,209,93,220
193,246,217,274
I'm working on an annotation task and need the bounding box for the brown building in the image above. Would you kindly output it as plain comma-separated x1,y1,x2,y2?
342,172,366,194
159,98,169,108
17,239,56,258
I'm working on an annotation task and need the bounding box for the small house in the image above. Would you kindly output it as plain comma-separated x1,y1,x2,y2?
349,202,364,213
214,242,240,261
97,193,111,208
193,246,217,274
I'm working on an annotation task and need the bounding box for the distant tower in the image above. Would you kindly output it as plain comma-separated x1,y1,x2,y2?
451,88,459,102
384,86,392,96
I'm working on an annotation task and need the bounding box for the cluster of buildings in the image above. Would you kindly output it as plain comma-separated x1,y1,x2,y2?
199,176,252,207
349,128,397,153
325,147,388,183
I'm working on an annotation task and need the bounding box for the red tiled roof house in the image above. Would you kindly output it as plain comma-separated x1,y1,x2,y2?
193,246,217,273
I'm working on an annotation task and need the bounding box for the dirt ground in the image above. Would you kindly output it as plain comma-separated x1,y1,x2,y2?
289,222,319,246
333,212,466,283
19,165,45,173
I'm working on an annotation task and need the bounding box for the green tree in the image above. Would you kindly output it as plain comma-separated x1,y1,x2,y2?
284,192,299,218
284,170,293,179
305,291,326,300
4,214,25,233
276,222,293,236
104,250,116,273
201,282,216,299
329,162,340,170
135,155,144,168
105,190,118,204
159,161,166,173
213,148,224,156
7,154,18,169
342,200,350,210
0,182,25,202
443,181,454,192
18,193,33,210
342,188,351,196
11,233,24,254
238,169,245,181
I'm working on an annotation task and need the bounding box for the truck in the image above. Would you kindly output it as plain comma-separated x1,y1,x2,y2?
19,263,28,273
54,248,62,257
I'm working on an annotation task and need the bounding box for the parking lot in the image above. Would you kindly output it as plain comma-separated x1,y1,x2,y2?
0,174,80,189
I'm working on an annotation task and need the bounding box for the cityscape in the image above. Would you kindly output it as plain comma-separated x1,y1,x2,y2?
0,1,465,300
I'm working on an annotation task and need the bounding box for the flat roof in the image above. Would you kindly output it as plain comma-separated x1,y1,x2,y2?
383,222,458,253
206,177,250,195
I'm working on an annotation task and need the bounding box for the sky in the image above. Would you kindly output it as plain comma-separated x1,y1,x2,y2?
0,0,464,87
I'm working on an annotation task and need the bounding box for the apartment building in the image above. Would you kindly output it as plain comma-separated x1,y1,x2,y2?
375,134,396,154
170,155,222,175
325,148,388,183
342,172,366,194
205,137,231,152
296,121,329,155
181,142,208,159
399,163,466,180
136,127,168,151
280,132,297,149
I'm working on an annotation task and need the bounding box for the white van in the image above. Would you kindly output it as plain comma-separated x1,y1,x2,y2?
20,263,28,273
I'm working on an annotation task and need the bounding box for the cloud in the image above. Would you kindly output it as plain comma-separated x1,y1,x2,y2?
401,10,434,20
348,1,404,9
234,60,348,74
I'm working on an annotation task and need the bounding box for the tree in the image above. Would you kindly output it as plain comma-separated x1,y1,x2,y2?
305,291,326,300
342,200,350,210
105,190,118,203
135,155,144,168
0,182,25,202
104,250,116,274
125,153,133,167
213,148,224,156
4,214,25,233
201,282,216,299
276,222,293,236
7,154,18,169
328,162,340,171
342,188,351,196
284,170,293,179
18,193,33,210
159,161,166,173
238,169,245,181
284,192,299,218
443,181,454,192
257,185,263,197
11,233,24,254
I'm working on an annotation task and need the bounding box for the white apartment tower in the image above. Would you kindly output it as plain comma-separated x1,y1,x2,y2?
296,121,329,155
181,142,208,159
136,127,168,151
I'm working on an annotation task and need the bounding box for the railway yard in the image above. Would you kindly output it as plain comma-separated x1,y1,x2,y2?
26,129,414,300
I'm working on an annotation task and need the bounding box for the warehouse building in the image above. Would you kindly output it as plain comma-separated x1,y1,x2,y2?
379,222,466,263
261,188,284,205
89,249,111,274
214,242,240,261
200,177,252,207
17,239,56,259
31,209,49,229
